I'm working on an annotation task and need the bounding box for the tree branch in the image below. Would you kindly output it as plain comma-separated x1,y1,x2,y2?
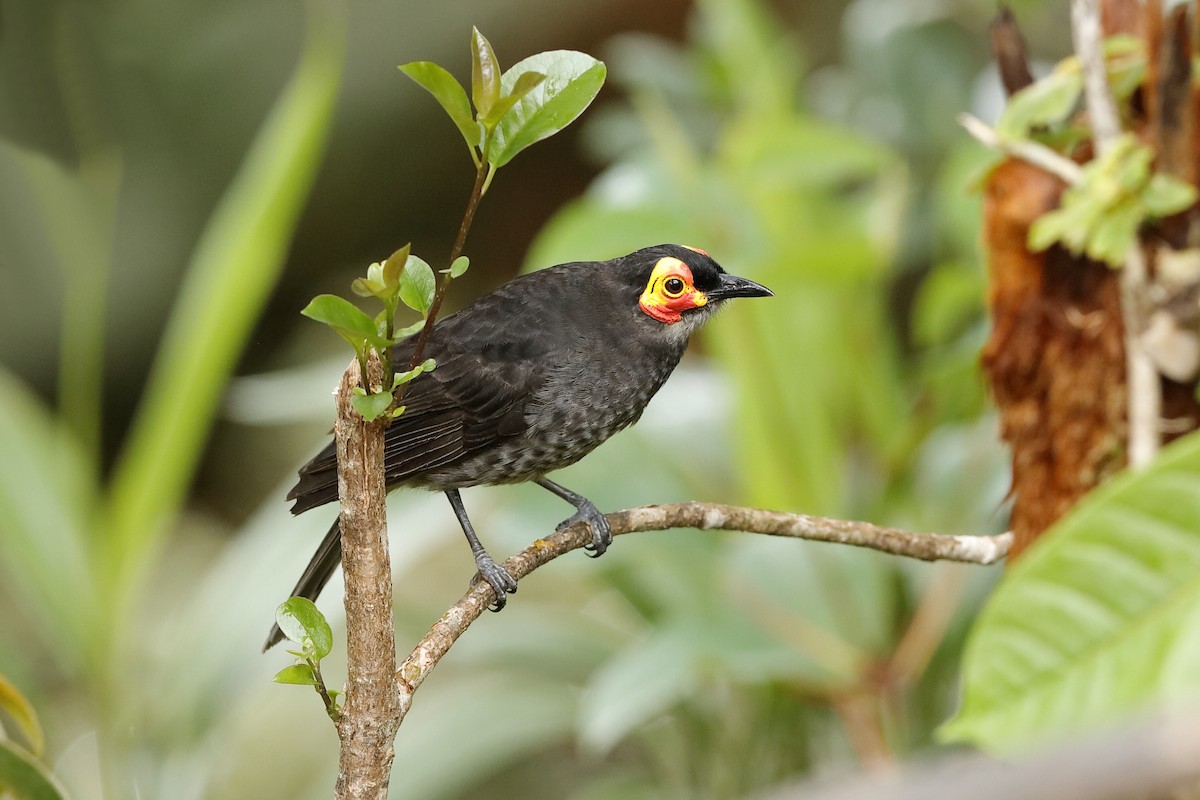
394,503,1012,722
333,354,400,800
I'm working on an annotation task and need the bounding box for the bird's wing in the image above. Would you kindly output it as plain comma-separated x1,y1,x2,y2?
285,339,544,514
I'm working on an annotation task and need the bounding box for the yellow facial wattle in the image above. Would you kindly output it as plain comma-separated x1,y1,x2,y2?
638,257,707,324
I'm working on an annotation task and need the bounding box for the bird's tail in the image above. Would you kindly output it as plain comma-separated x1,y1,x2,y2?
262,518,343,652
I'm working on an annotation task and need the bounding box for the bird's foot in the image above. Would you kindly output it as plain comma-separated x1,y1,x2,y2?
471,551,518,611
558,500,612,558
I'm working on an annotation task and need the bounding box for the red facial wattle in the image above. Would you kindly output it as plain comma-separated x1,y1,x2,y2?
638,258,708,324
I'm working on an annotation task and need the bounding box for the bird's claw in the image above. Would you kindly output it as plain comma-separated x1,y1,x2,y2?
471,553,518,612
558,501,612,558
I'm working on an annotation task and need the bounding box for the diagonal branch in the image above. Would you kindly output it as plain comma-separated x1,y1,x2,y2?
957,113,1083,184
394,504,1012,722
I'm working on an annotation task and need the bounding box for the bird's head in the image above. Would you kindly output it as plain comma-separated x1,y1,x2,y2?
621,244,773,329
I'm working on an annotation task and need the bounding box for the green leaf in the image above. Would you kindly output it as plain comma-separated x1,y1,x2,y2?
1104,34,1147,101
996,65,1083,138
301,294,390,352
1027,136,1189,267
470,27,501,120
941,430,1200,753
480,70,546,125
0,675,43,756
1086,198,1142,265
390,366,423,389
351,390,394,421
273,663,319,686
1028,206,1074,254
388,357,436,390
399,255,436,315
350,272,384,299
395,319,426,339
447,255,470,279
390,404,407,418
398,62,479,149
275,597,334,659
0,740,68,800
1142,173,1197,218
382,243,411,287
487,51,606,169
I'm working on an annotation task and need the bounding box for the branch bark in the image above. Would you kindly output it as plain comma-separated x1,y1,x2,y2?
394,503,1012,723
333,353,400,800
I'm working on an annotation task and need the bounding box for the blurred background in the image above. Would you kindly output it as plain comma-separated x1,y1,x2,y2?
0,0,1070,797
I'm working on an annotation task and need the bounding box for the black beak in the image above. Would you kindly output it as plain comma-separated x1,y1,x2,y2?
707,272,774,301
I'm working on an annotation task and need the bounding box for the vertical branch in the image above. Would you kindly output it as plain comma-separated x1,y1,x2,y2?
332,147,489,800
1071,0,1162,468
333,352,400,800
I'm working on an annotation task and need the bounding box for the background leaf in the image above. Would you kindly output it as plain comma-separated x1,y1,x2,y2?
942,430,1200,753
102,1,344,608
0,675,44,756
0,369,95,667
0,741,68,800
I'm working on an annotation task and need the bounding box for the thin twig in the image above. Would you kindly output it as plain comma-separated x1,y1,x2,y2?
400,160,490,380
1071,0,1161,468
1071,0,1121,149
957,113,1083,184
311,658,341,723
394,503,1012,722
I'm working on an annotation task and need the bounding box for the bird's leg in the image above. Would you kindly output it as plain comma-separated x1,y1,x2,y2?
444,489,518,611
535,477,612,558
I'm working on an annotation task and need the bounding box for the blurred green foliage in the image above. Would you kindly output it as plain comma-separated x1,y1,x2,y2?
0,0,1029,798
0,0,346,795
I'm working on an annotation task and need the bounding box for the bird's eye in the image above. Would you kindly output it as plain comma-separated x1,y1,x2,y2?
663,277,687,297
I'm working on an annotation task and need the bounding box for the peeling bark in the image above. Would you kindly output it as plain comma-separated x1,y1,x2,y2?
333,354,400,800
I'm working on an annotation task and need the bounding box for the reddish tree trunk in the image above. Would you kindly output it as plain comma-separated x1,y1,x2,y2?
983,2,1200,558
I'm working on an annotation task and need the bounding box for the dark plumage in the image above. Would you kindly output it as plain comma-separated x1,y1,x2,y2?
264,244,771,650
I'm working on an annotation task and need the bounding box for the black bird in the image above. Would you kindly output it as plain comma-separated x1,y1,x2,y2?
264,244,771,650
